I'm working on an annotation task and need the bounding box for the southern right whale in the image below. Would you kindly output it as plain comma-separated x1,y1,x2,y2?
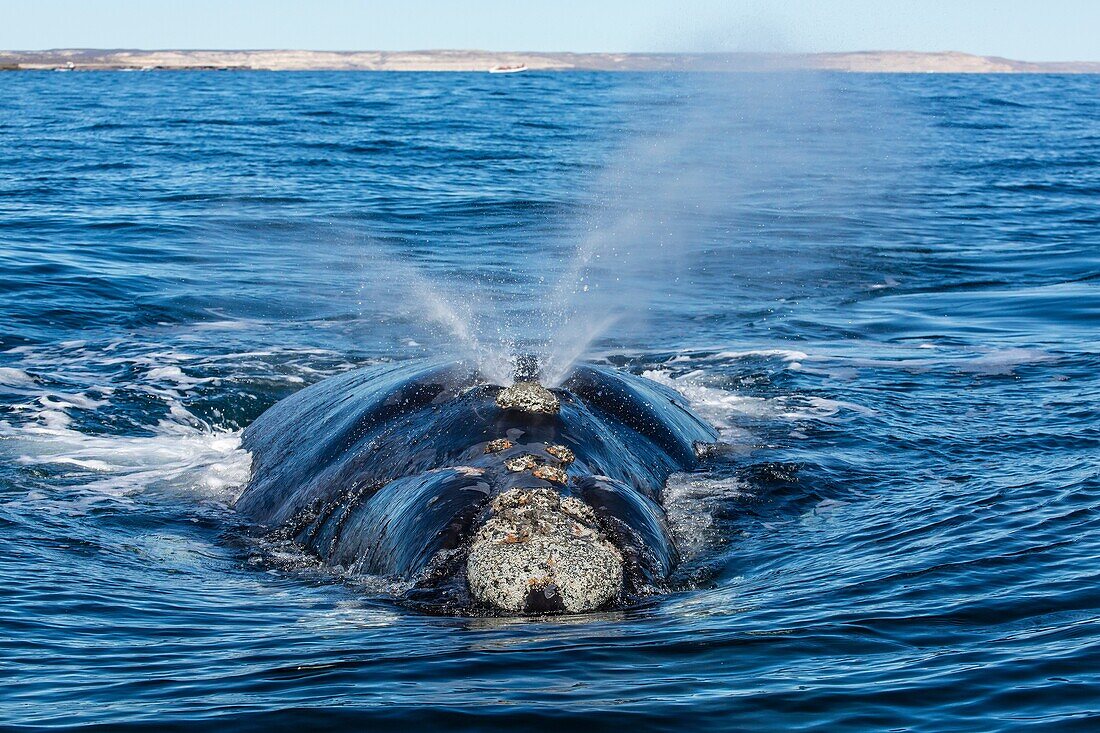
236,359,718,614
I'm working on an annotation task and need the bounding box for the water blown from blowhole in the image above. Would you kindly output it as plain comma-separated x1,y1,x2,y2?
376,68,910,387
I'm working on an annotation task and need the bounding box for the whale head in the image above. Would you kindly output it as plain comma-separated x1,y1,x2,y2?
238,359,714,617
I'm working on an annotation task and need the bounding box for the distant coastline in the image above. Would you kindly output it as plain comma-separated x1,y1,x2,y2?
2,49,1099,73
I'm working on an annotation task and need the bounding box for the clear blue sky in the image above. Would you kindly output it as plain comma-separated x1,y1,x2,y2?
3,0,1098,61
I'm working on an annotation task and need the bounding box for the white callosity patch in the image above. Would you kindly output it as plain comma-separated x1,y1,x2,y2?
495,381,560,414
466,488,623,614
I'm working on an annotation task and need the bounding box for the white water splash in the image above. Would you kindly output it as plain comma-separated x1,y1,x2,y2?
529,68,908,384
664,474,748,559
0,367,36,387
0,342,327,505
408,277,515,385
641,367,872,440
2,416,251,503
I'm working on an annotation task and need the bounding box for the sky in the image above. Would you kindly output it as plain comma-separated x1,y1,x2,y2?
2,0,1098,62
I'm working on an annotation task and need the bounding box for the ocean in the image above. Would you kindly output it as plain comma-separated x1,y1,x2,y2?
1,70,1097,731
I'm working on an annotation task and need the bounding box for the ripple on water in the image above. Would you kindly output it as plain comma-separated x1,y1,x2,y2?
1,71,1099,731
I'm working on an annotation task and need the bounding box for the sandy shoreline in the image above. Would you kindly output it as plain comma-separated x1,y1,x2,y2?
2,49,1098,73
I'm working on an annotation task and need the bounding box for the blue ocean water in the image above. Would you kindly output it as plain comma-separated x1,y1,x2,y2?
0,70,1097,731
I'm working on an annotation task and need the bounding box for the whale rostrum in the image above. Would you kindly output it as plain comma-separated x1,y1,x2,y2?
467,487,624,613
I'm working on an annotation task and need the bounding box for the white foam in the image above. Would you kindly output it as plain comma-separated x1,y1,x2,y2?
956,348,1057,376
34,410,72,430
714,348,810,363
2,415,251,502
642,369,871,435
0,367,35,387
0,340,259,505
664,473,747,559
642,369,768,433
297,601,403,630
146,365,216,392
813,347,1057,376
0,338,353,505
868,277,899,291
38,392,108,411
190,320,255,331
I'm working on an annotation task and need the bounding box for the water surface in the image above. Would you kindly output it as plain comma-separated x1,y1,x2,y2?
1,71,1098,731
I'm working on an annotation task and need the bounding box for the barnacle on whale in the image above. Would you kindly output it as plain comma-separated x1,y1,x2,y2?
504,454,540,472
532,464,567,485
546,444,575,465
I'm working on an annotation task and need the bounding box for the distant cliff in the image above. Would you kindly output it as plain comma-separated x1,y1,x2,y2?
2,49,1098,73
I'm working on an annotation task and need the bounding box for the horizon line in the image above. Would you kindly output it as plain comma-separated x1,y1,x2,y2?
3,48,1100,63
4,49,1099,73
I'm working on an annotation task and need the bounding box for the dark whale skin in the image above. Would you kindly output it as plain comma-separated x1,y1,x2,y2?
236,359,718,607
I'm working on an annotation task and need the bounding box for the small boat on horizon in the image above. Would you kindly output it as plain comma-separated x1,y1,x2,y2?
488,64,528,74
